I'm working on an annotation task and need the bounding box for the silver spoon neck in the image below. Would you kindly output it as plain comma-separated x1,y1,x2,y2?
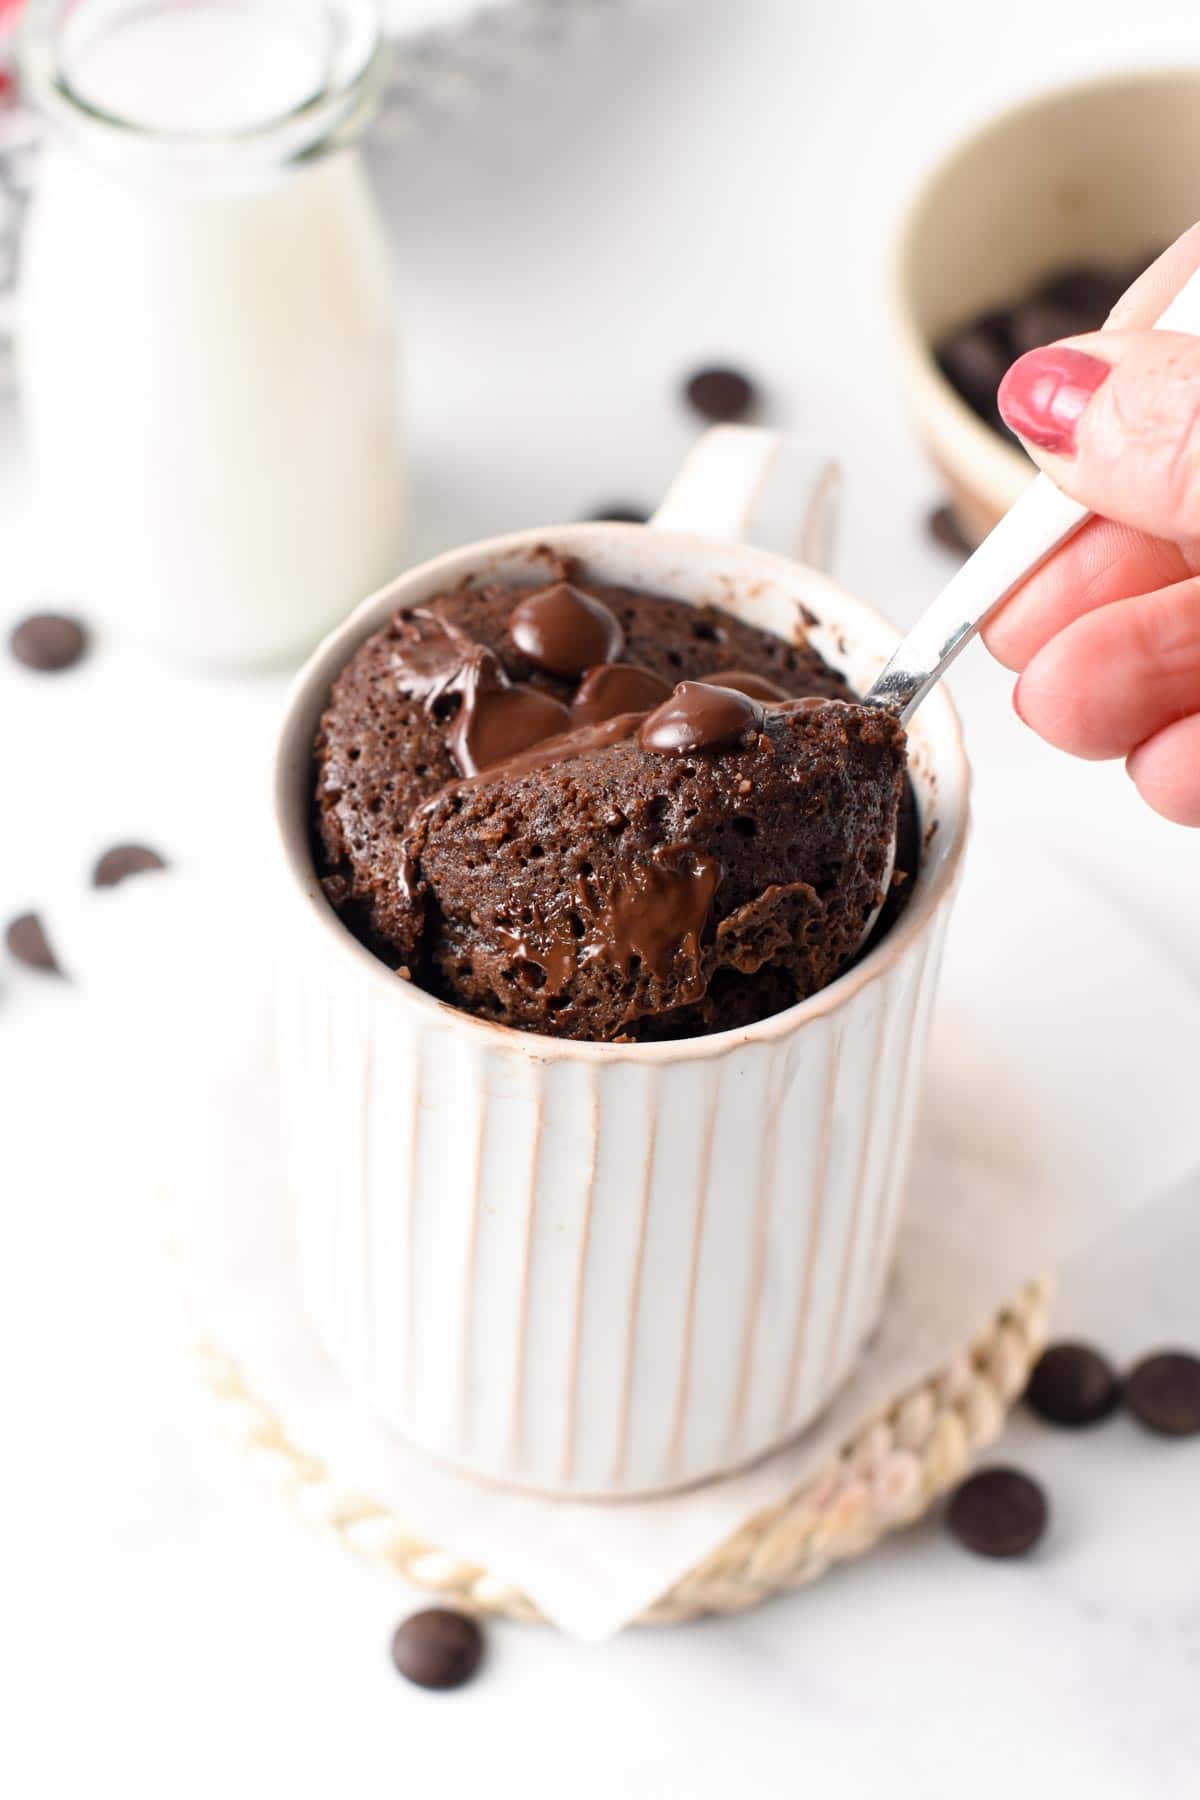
865,475,1090,725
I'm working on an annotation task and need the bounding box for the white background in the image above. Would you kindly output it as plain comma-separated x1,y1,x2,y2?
2,2,1199,1794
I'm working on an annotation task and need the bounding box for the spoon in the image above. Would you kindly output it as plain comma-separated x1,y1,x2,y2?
856,261,1200,945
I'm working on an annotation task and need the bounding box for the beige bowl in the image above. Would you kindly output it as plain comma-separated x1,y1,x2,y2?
893,67,1200,542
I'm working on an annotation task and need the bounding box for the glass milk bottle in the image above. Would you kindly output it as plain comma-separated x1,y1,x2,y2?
17,0,404,667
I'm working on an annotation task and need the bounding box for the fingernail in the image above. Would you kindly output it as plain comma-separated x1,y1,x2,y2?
1012,676,1028,724
998,347,1111,454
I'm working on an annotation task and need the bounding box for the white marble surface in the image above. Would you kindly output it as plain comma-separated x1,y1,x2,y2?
2,2,1200,1793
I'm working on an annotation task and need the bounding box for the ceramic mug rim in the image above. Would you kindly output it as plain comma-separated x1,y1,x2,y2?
273,520,970,1067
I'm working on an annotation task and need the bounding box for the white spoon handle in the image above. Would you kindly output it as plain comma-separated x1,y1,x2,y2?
869,261,1200,723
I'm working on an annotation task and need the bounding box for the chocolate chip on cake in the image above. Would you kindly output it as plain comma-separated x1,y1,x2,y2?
637,679,764,755
683,365,757,423
1124,1350,1200,1437
5,911,61,975
571,661,671,726
390,1609,484,1691
946,1466,1048,1557
92,844,168,888
1025,1341,1119,1428
509,582,624,677
9,612,88,672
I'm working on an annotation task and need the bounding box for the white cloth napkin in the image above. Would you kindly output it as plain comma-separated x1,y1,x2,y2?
51,828,1200,1639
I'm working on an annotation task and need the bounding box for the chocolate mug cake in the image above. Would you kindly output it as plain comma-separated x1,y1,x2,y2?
276,426,969,1497
313,562,910,1043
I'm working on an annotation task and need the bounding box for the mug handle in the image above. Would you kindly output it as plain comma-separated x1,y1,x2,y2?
651,425,841,573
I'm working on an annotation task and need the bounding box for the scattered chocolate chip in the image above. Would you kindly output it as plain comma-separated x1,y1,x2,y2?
683,365,757,424
927,503,971,556
5,911,60,974
1008,298,1090,359
9,612,88,672
584,503,649,524
1124,1350,1200,1437
1025,1341,1119,1428
946,1466,1048,1558
92,844,167,888
390,1609,484,1691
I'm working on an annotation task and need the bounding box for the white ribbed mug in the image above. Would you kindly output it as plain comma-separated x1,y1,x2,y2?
273,427,970,1498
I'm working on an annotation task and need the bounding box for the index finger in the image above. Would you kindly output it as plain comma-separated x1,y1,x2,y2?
1106,221,1200,328
982,516,1199,670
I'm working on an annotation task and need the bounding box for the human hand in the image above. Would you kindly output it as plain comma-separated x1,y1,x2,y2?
982,225,1200,825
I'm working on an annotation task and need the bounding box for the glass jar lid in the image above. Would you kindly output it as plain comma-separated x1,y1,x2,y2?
19,0,388,183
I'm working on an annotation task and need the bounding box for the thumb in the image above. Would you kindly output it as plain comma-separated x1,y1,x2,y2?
998,329,1200,543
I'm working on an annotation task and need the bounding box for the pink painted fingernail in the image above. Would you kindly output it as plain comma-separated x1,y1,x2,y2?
998,347,1111,454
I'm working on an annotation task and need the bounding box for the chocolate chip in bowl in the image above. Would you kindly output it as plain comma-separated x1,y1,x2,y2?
934,252,1160,444
935,312,1013,431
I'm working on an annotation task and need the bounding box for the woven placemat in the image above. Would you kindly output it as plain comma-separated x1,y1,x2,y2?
193,1275,1052,1626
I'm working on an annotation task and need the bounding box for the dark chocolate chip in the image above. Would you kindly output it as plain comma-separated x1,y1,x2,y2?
1124,1350,1200,1437
935,323,1011,423
390,1609,484,1691
1034,264,1124,321
9,612,88,672
584,503,649,524
571,661,672,727
946,1466,1048,1557
1008,299,1092,359
638,679,763,754
5,911,61,975
683,365,757,423
1025,1341,1119,1428
509,581,624,678
927,503,971,556
92,844,167,888
703,667,790,702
